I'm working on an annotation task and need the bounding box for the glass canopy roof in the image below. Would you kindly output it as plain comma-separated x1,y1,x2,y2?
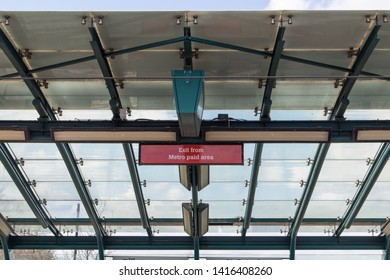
0,10,390,260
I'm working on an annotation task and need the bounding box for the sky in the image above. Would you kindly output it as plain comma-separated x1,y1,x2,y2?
1,0,390,11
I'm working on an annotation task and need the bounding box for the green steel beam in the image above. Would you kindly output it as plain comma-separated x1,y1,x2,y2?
332,24,381,119
191,165,200,260
189,36,387,79
6,217,387,226
0,29,55,119
288,143,330,239
1,36,186,78
0,235,10,260
123,143,153,236
241,143,263,236
289,24,381,255
386,237,390,260
89,28,152,239
89,27,122,119
3,235,386,251
0,28,106,259
260,26,285,121
183,27,194,70
242,27,285,237
3,119,390,143
335,143,390,236
0,143,60,236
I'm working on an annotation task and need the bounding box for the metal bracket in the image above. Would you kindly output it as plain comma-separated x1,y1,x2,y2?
106,48,115,59
94,198,99,206
40,198,47,206
19,49,32,59
52,107,62,116
144,199,150,206
294,199,301,206
179,48,199,59
115,80,124,89
85,179,92,187
334,79,345,89
38,80,49,89
299,180,306,187
366,157,374,165
76,158,84,166
247,158,253,166
244,180,250,187
347,47,360,58
355,179,363,187
140,180,147,187
242,199,247,206
28,180,37,187
306,158,314,166
15,157,25,166
346,198,353,205
323,106,333,116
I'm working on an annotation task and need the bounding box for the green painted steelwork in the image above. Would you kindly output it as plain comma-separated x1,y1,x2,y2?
0,144,60,236
0,28,106,260
332,24,381,119
89,27,123,119
6,217,387,226
123,143,153,236
183,27,194,70
242,143,263,236
260,26,285,121
0,236,10,260
242,27,285,237
335,143,390,236
386,237,390,260
289,142,330,259
191,165,200,260
3,119,390,143
288,24,381,258
1,36,186,78
2,235,386,251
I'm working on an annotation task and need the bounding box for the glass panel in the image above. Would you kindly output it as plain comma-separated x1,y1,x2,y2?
95,200,140,218
344,225,383,236
255,183,303,200
356,201,390,218
14,224,51,236
252,201,297,218
305,201,348,218
0,200,36,218
348,80,390,109
147,200,183,218
12,250,57,260
271,82,338,110
44,201,89,219
262,144,318,160
9,143,62,159
144,182,190,200
0,82,37,110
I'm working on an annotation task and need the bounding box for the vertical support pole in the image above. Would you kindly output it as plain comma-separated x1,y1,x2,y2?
73,203,80,260
191,165,200,260
385,237,390,260
289,235,296,260
0,236,10,260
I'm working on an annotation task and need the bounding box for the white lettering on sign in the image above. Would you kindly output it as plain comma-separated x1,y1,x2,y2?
168,154,185,160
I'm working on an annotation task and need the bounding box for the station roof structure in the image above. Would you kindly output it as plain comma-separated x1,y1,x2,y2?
0,10,390,260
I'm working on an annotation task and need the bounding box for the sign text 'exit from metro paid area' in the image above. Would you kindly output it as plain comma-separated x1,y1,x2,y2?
139,144,243,165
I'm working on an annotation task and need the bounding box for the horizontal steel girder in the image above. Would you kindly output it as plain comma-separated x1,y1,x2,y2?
7,217,387,227
2,235,386,251
2,119,390,143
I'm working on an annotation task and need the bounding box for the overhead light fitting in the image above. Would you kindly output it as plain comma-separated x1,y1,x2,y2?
182,202,209,237
205,130,329,143
179,165,210,191
81,16,87,25
51,130,177,142
0,213,12,236
356,129,390,142
0,128,28,142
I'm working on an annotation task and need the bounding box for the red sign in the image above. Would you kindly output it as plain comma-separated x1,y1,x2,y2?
139,144,243,165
